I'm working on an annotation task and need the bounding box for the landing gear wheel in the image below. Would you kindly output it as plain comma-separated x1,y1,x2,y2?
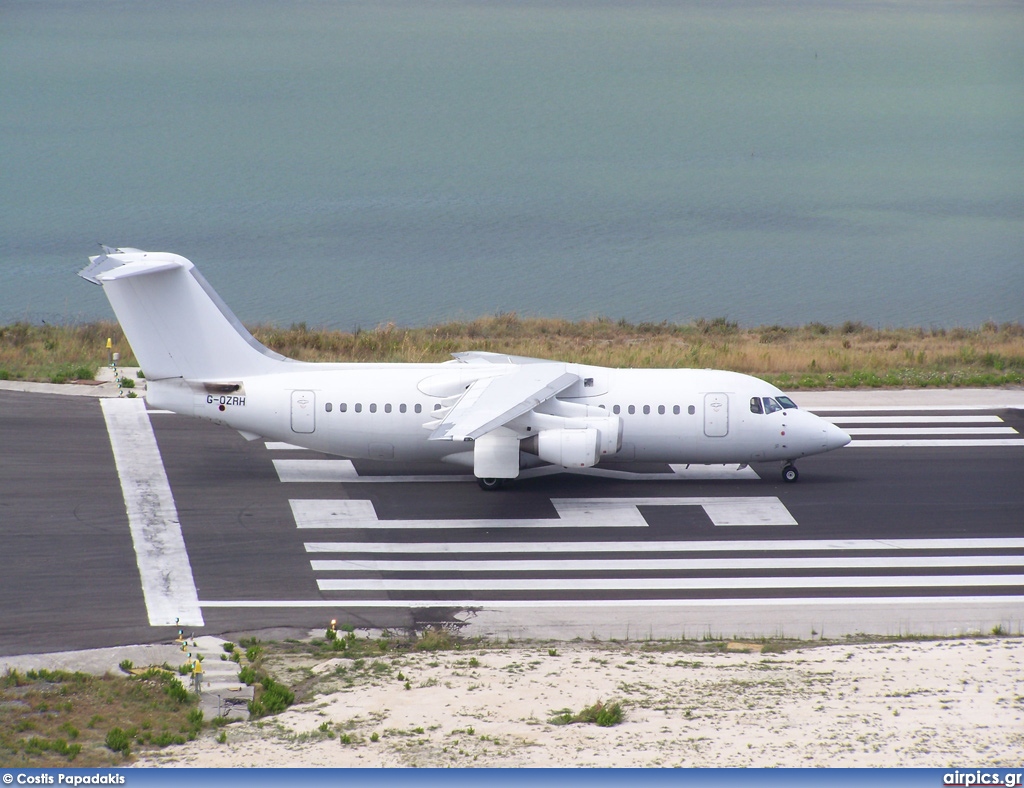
477,477,504,491
782,464,799,483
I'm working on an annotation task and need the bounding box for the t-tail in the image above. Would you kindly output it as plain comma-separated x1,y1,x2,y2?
79,246,291,381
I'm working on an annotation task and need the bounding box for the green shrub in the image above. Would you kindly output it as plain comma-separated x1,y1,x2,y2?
105,727,132,756
548,700,624,727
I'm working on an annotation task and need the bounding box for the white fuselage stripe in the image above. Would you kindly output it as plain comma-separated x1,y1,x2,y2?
100,399,203,626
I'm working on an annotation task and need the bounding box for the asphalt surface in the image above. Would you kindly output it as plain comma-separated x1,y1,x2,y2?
1,387,1023,655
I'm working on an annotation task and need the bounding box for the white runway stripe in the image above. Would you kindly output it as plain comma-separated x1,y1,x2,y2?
829,415,1005,424
304,537,1024,554
808,405,1019,412
101,398,202,627
198,595,1024,609
315,574,1024,592
310,554,1024,573
848,438,1024,447
845,427,1017,436
274,459,759,483
290,496,797,529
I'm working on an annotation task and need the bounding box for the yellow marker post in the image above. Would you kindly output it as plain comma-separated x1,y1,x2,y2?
106,337,113,366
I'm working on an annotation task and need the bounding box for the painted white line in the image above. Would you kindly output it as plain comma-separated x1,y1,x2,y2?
846,427,1018,436
275,459,469,483
274,459,759,483
101,398,202,627
310,555,1024,573
829,415,1004,424
808,405,1020,412
315,574,1024,592
848,439,1024,447
304,537,1024,554
290,498,647,529
289,496,796,530
198,595,1024,609
144,409,175,415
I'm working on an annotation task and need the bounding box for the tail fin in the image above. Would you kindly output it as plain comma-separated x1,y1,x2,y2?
80,248,289,380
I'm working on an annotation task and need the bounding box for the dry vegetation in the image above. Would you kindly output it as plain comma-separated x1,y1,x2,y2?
2,317,1023,388
0,667,203,767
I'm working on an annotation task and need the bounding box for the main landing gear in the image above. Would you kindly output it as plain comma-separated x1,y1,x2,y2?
477,477,505,491
782,463,799,483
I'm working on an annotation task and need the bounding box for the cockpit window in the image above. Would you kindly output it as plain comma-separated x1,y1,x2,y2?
749,397,763,414
776,395,797,410
762,397,783,414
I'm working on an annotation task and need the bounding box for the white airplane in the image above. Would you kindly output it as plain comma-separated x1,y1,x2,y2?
80,247,851,488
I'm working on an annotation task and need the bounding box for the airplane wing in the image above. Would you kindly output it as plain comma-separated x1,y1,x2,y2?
428,363,579,442
451,351,549,365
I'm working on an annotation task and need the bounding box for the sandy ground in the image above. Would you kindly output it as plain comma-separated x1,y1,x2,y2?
132,638,1023,768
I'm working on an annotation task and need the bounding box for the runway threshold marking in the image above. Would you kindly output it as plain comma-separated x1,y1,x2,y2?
303,536,1024,554
314,574,1024,593
289,496,796,530
198,595,1024,609
101,398,203,627
309,555,1024,572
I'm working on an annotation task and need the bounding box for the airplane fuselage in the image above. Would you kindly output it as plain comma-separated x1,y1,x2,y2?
147,361,847,469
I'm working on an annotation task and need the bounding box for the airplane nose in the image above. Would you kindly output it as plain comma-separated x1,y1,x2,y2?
824,421,852,450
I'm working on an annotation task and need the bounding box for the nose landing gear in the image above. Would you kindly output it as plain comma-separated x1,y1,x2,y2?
782,463,799,483
477,477,505,491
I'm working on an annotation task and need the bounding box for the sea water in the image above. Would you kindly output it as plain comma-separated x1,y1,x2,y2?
1,0,1021,328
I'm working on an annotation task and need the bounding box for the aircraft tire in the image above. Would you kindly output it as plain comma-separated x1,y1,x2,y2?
782,464,799,483
477,477,504,491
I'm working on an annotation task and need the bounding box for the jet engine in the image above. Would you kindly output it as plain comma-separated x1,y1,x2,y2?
520,415,622,468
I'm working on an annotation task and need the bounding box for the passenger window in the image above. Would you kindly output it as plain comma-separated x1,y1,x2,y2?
658,405,665,415
369,403,377,413
643,405,650,415
763,397,783,414
688,405,695,415
339,403,347,413
433,403,442,411
613,405,621,415
673,405,680,415
400,403,407,414
325,402,333,413
384,403,392,413
777,395,797,410
628,405,636,415
354,403,362,413
750,397,763,414
415,404,422,414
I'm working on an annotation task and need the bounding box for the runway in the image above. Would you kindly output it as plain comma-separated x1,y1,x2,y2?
1,387,1022,654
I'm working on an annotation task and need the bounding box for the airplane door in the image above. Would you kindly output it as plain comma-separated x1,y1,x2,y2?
704,393,729,437
291,390,316,434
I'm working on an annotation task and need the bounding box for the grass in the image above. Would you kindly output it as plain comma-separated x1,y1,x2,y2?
0,667,202,767
548,700,625,727
1,318,1022,388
